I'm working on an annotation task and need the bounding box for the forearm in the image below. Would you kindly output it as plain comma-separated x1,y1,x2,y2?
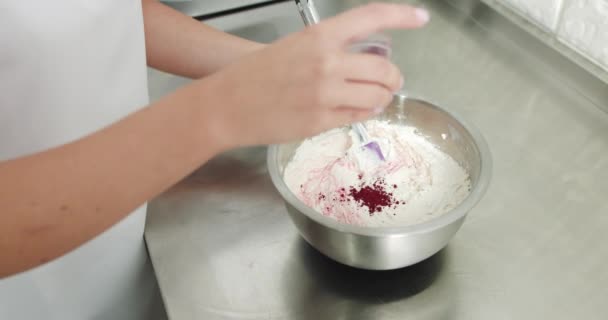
0,83,223,277
142,0,264,78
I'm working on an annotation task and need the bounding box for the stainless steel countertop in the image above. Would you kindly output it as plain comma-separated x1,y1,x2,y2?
145,0,608,319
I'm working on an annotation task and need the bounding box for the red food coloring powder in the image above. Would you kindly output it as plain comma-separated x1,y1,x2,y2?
315,179,404,217
349,179,395,215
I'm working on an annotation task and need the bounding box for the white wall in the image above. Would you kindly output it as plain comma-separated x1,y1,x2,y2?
491,0,608,71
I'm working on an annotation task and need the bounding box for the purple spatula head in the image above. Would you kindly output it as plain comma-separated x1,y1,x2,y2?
363,141,386,161
351,123,385,161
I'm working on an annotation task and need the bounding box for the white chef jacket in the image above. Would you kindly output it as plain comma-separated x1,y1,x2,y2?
0,1,163,319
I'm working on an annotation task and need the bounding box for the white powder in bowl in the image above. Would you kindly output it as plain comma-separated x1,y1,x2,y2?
283,120,471,227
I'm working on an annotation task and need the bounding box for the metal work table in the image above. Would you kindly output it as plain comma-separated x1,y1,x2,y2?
145,0,608,319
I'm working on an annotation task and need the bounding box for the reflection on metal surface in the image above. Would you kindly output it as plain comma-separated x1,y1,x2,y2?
286,240,451,319
146,0,608,319
294,0,320,25
445,0,608,112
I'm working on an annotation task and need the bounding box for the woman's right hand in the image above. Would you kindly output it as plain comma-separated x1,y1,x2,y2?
190,3,429,149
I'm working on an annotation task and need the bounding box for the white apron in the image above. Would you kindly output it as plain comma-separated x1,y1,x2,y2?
0,1,162,319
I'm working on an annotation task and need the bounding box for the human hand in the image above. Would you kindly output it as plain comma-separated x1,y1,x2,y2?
194,2,430,148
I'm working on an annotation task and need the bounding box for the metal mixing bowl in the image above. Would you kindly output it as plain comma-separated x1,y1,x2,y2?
267,94,492,270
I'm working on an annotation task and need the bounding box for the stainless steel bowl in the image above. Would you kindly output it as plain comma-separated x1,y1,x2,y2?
268,95,492,270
